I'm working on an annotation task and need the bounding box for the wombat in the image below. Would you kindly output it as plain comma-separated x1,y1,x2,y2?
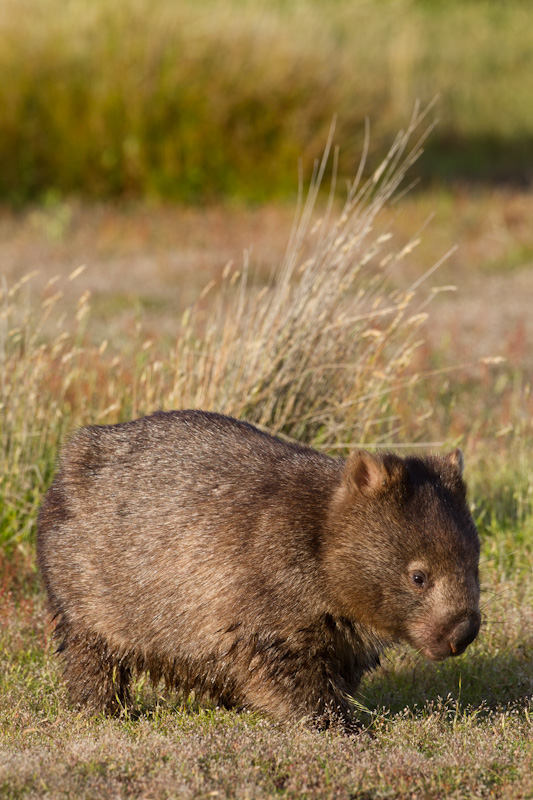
37,410,481,726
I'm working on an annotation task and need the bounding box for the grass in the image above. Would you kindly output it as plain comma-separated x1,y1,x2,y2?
1,107,447,552
1,553,531,798
1,117,532,795
1,0,533,204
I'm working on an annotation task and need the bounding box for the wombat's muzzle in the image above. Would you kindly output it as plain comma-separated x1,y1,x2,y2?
447,612,481,657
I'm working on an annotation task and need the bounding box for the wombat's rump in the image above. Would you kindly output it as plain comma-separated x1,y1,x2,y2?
37,410,481,725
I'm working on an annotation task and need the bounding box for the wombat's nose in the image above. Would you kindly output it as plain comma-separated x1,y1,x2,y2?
448,613,481,656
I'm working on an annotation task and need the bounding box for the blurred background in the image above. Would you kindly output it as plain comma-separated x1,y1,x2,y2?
2,0,533,466
2,0,533,351
1,0,532,204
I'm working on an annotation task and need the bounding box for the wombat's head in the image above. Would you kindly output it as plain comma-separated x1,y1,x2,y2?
326,448,481,660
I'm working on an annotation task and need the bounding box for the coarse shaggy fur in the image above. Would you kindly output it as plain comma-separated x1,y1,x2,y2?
37,410,481,726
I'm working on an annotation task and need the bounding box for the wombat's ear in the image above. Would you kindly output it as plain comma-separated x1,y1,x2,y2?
343,450,388,495
446,448,464,476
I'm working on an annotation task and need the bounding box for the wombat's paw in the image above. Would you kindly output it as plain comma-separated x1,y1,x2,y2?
69,690,133,718
309,704,361,734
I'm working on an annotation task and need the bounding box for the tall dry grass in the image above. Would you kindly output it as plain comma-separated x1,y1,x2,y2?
0,271,92,547
1,108,450,551
154,114,444,444
3,105,532,557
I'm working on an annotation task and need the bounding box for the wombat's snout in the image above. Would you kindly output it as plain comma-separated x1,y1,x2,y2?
414,608,481,661
447,612,481,657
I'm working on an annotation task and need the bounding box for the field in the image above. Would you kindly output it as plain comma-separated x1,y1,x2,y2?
1,0,533,797
1,141,532,796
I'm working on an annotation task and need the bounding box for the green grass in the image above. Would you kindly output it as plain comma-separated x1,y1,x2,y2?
1,0,533,204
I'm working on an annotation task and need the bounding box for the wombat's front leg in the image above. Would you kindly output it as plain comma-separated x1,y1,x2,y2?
240,657,357,729
58,625,131,714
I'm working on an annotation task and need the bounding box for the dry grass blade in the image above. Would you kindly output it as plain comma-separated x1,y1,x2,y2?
165,105,442,445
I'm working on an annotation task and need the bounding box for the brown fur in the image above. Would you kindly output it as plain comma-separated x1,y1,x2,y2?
37,410,481,726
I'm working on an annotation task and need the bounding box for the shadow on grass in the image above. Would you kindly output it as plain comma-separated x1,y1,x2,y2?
358,647,532,718
103,648,532,730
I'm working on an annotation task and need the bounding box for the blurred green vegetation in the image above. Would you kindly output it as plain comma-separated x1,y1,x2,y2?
0,0,532,205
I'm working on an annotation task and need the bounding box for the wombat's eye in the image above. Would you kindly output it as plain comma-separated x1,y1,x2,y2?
410,570,427,589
